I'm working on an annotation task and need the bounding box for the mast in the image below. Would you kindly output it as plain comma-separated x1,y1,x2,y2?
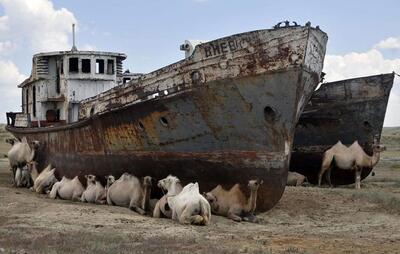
71,23,77,52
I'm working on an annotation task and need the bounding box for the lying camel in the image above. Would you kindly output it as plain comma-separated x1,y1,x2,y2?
29,162,57,194
49,176,85,201
7,138,39,185
81,175,107,204
107,173,152,215
14,165,33,188
167,182,211,225
286,171,308,186
318,140,386,189
203,179,263,222
153,175,183,218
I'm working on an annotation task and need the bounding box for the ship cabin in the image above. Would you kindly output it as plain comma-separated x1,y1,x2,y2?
7,50,127,128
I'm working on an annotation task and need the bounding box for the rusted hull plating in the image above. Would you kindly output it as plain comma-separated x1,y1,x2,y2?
291,73,394,185
7,25,327,212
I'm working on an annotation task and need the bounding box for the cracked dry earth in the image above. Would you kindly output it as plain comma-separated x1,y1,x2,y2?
0,158,400,254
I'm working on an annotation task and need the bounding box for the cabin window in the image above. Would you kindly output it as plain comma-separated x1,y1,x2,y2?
82,59,91,73
32,86,36,117
69,58,79,73
123,77,130,84
107,59,114,75
96,59,104,74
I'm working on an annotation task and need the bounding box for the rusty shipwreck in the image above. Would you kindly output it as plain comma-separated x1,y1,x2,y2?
291,73,394,185
6,22,328,211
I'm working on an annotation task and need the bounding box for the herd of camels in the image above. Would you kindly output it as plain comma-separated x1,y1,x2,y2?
5,136,385,225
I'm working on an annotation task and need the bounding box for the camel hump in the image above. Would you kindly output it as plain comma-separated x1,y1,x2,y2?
21,137,28,144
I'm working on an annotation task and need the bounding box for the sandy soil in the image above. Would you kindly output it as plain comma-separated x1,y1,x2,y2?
0,154,399,254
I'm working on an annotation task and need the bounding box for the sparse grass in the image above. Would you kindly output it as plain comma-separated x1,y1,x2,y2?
351,190,400,212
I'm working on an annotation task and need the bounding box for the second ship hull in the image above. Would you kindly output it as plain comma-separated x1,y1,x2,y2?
291,73,394,185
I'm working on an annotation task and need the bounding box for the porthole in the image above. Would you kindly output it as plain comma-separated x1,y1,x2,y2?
90,107,95,117
264,106,276,122
138,121,144,131
363,121,372,129
160,117,169,127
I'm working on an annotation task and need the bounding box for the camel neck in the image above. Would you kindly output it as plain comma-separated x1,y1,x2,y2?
141,185,151,211
245,189,258,213
371,151,381,167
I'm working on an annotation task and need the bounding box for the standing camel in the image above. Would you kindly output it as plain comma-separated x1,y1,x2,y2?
318,141,386,189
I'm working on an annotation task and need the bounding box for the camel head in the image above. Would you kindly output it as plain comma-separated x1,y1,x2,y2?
85,174,96,184
203,192,219,212
105,175,115,188
157,175,180,192
248,179,263,191
31,140,41,150
143,176,153,187
373,144,386,153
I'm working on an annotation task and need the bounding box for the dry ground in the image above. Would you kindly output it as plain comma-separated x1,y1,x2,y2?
0,126,399,254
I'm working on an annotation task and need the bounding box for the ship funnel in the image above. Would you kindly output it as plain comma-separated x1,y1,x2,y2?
71,23,78,52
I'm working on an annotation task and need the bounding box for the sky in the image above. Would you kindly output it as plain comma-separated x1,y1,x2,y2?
0,0,399,125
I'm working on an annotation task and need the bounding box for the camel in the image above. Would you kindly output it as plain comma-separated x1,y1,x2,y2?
318,140,386,189
14,165,33,188
49,176,85,201
7,138,39,185
81,175,107,204
203,179,263,222
153,175,183,218
287,171,308,186
106,173,152,215
167,182,211,225
29,162,57,194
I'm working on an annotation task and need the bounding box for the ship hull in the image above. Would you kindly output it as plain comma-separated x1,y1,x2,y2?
8,69,319,211
291,73,394,185
7,25,328,212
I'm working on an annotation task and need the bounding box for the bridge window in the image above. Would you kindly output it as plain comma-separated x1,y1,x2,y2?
69,57,78,73
107,59,114,75
82,59,91,73
96,59,104,74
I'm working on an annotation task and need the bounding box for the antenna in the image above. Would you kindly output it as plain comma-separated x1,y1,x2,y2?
71,23,77,51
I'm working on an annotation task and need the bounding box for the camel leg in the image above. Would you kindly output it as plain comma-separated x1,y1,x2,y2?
326,166,333,188
71,192,82,202
179,206,194,224
129,200,146,215
153,200,162,218
355,167,362,189
49,182,61,199
227,208,242,222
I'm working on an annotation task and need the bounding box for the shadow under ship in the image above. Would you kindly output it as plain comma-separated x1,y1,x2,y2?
6,22,327,212
291,73,394,185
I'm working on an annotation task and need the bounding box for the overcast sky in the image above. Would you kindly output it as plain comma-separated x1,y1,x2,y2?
0,0,399,125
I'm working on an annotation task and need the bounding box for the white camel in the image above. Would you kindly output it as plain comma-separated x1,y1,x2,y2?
81,175,107,204
49,176,85,201
106,173,152,215
203,179,263,222
7,138,39,185
29,162,57,194
167,182,211,225
153,175,183,218
318,140,386,189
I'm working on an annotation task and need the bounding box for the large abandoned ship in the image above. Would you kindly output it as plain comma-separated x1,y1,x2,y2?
6,22,328,211
291,73,394,185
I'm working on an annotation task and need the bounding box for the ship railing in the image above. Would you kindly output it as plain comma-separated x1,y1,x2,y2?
6,112,31,128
